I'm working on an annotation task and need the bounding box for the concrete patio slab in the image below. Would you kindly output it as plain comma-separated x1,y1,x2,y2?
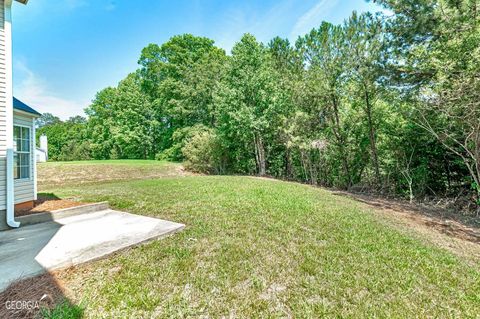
0,209,185,291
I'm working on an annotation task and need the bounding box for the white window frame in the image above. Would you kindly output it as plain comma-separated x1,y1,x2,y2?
13,124,32,181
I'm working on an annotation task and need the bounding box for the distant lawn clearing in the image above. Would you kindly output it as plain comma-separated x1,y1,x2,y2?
38,160,188,190
34,161,480,317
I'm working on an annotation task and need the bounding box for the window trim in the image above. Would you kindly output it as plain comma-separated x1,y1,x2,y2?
13,124,32,181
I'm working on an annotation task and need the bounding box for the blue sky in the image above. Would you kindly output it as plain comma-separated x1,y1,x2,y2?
12,0,381,119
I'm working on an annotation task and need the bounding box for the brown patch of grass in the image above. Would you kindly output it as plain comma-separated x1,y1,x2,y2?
38,160,191,191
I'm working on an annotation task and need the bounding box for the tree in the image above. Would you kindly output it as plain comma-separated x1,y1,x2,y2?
111,73,159,159
36,119,90,161
344,12,386,186
138,34,227,158
85,87,117,159
298,23,355,188
67,115,87,124
376,0,480,209
268,37,305,180
216,34,287,176
139,35,226,126
36,113,61,128
85,73,159,159
182,128,226,174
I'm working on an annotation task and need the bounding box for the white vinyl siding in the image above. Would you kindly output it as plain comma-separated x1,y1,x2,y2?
13,112,35,204
0,1,7,210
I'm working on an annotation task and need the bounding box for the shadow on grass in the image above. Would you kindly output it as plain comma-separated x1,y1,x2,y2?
0,272,83,319
36,193,62,202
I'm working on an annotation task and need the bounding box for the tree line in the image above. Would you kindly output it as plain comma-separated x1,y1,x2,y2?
37,0,480,213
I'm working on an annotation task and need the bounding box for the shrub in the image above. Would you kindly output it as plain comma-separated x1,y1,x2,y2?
182,129,226,174
156,125,210,161
57,141,92,161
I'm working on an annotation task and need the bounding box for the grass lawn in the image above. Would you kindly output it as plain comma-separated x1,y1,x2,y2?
36,161,480,318
38,160,188,189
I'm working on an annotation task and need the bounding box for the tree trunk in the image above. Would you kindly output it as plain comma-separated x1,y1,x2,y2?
254,133,266,176
258,137,266,176
330,94,352,188
408,180,414,203
300,149,308,182
309,152,317,186
363,83,381,186
285,147,292,179
465,128,480,216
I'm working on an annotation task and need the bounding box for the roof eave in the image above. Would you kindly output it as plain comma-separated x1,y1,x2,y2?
13,108,41,118
15,0,28,4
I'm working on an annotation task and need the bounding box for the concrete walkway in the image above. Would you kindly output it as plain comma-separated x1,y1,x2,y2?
0,209,184,291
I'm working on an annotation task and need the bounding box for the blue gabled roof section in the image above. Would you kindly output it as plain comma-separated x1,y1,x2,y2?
13,97,41,117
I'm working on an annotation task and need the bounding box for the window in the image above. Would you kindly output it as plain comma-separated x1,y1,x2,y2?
14,126,31,180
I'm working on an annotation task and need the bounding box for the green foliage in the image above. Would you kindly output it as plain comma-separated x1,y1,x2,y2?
139,34,227,128
215,34,289,176
57,140,92,162
156,125,210,161
36,112,61,128
37,117,89,161
182,128,225,174
85,73,160,160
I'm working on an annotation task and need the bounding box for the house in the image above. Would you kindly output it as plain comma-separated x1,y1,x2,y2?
37,133,48,162
0,0,40,230
12,97,41,210
36,146,47,163
36,133,48,162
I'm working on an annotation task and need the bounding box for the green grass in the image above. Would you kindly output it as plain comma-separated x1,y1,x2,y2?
40,300,84,319
40,168,480,318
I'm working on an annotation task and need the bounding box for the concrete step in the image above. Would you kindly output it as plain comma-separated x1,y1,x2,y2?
17,202,110,226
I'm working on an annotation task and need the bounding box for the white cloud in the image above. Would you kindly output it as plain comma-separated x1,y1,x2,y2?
14,61,88,120
215,0,295,53
65,0,89,10
290,0,339,39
